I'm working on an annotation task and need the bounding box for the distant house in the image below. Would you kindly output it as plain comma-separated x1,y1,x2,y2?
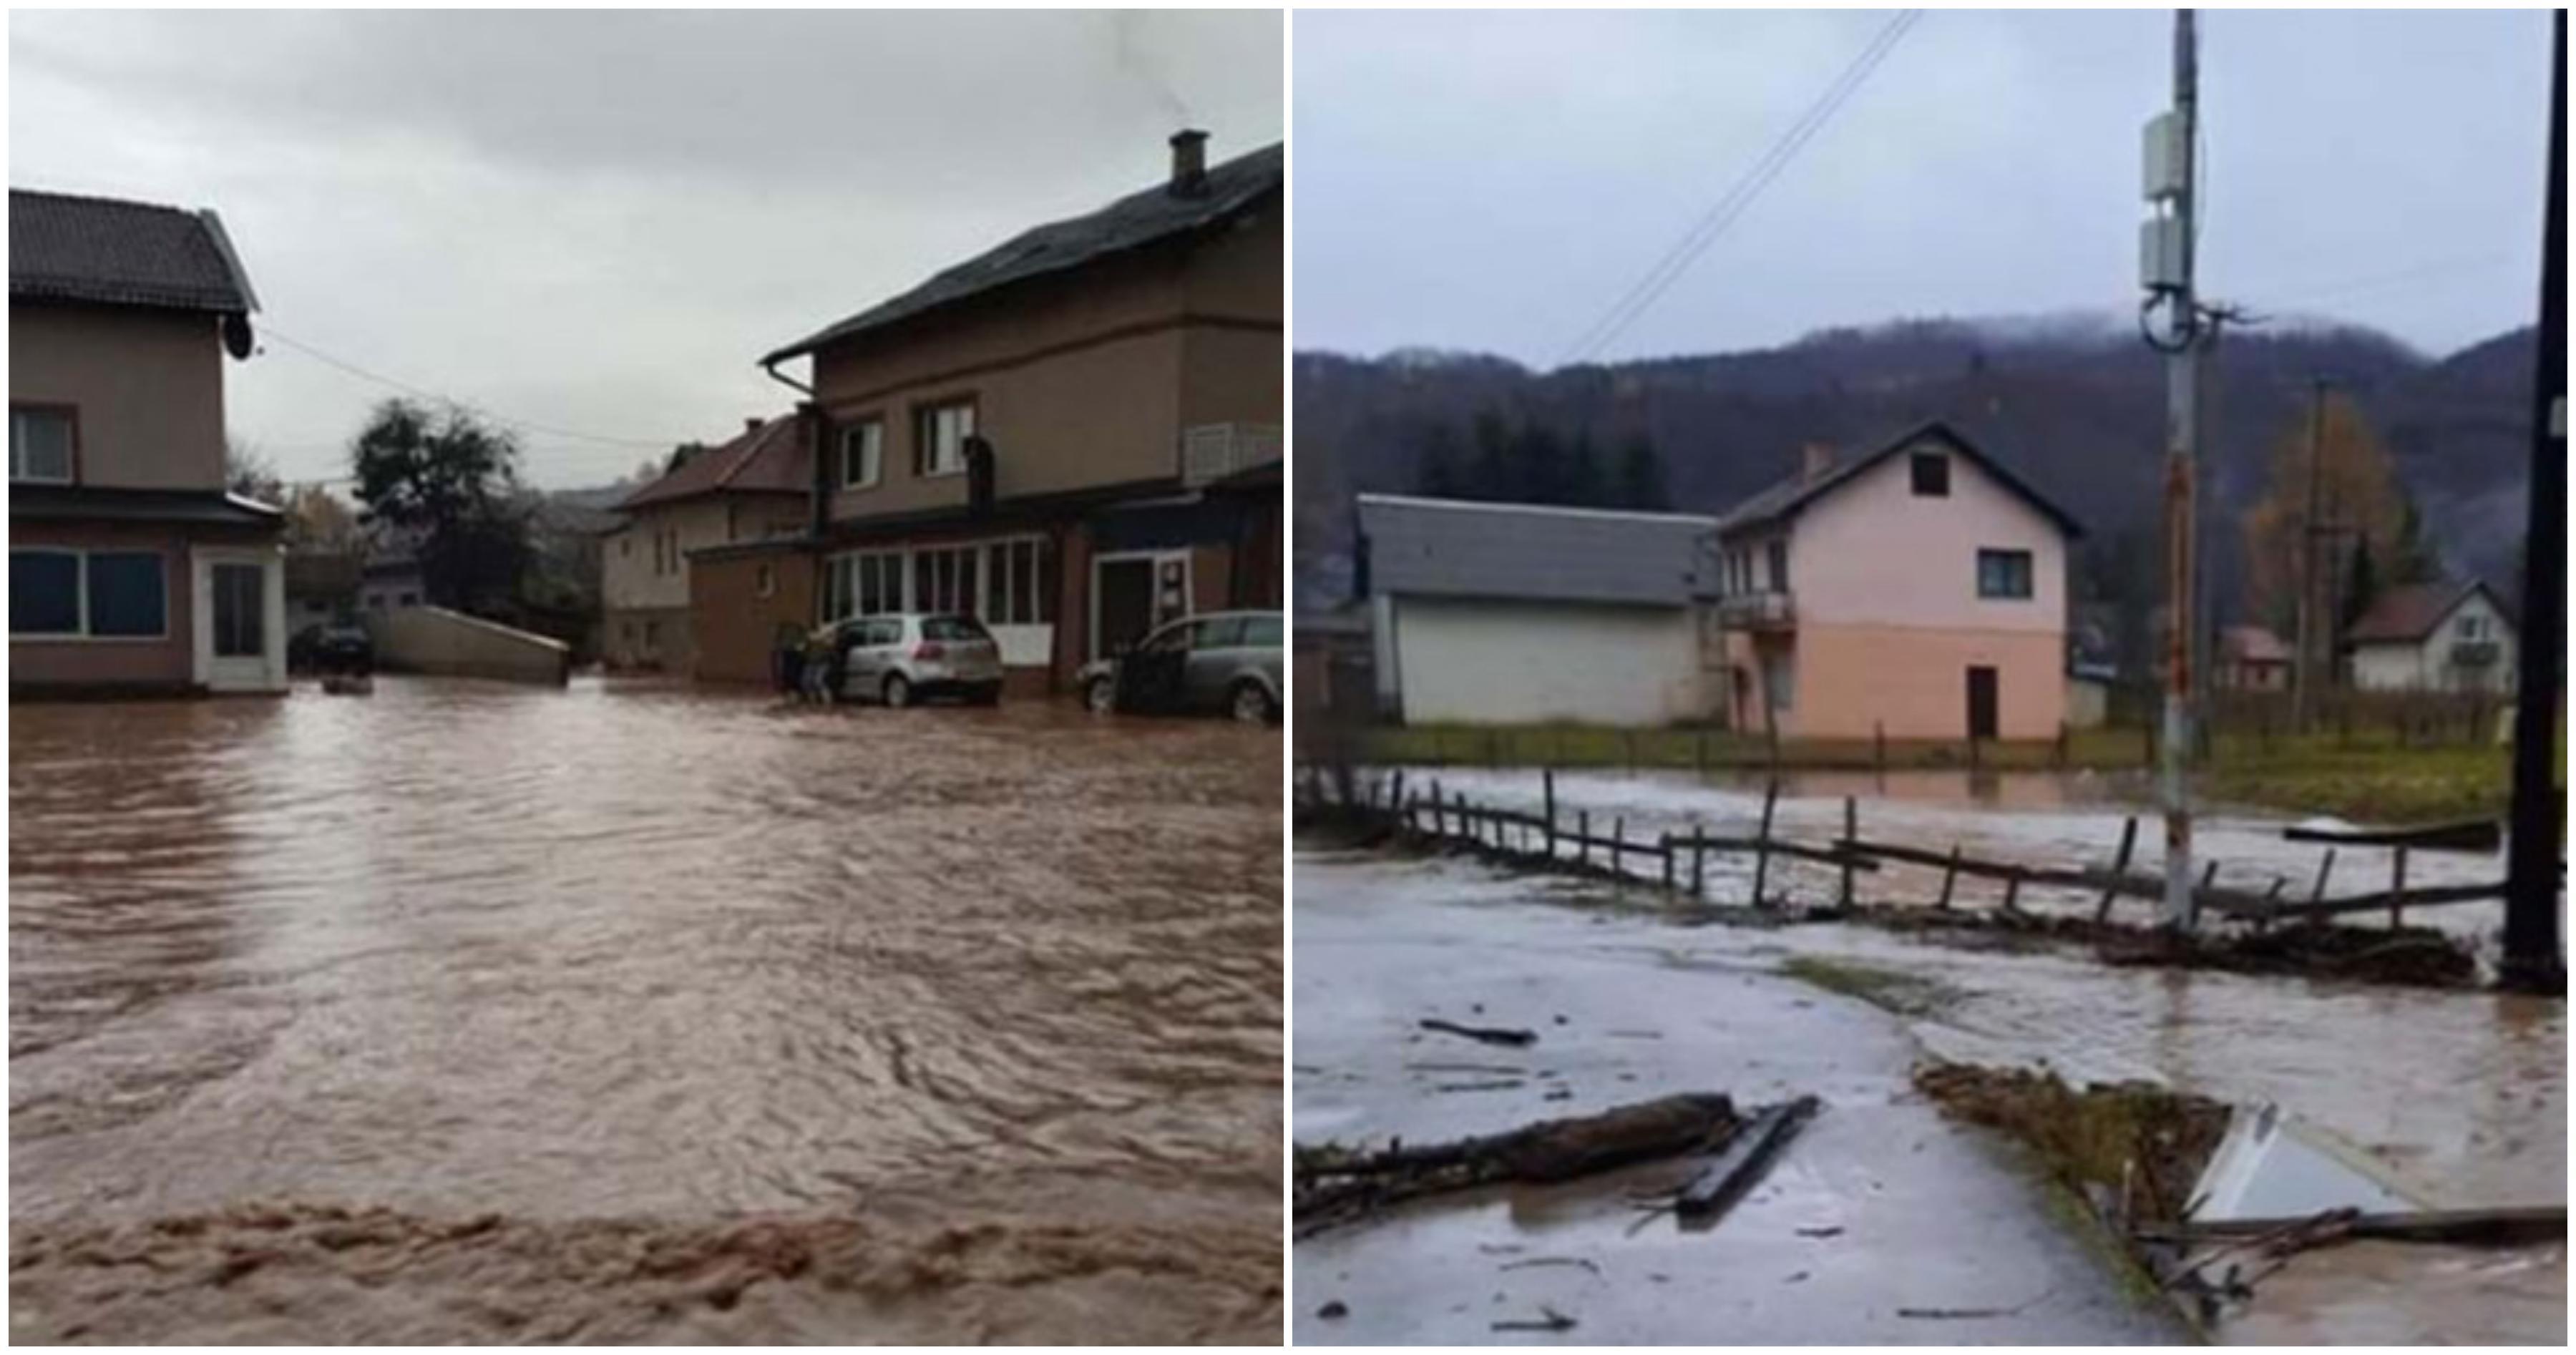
1356,494,1722,725
2216,625,2290,692
360,555,426,615
1711,422,2082,740
2345,580,2517,693
286,551,361,631
696,132,1283,691
9,188,286,695
600,416,811,672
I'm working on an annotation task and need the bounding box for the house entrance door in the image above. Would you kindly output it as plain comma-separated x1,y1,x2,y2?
1091,551,1190,659
192,547,286,693
1966,665,1999,741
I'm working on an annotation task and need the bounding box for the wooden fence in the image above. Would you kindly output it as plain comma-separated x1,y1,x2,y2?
1296,763,2512,929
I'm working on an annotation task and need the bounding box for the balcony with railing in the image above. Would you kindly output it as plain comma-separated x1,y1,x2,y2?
2451,639,2502,667
1714,589,1796,631
1181,422,1282,486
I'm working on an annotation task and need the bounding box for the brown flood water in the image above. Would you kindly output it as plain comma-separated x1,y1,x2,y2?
9,677,1282,1344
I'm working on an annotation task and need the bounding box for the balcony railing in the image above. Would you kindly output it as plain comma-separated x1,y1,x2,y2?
1713,590,1796,630
2451,640,2501,667
1181,422,1283,486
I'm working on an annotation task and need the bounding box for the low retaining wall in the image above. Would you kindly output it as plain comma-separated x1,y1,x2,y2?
368,606,570,685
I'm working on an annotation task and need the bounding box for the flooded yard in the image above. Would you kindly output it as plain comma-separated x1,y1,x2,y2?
1292,843,2563,1346
9,677,1282,1343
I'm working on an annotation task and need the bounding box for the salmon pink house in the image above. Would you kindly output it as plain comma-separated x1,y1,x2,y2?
1712,422,2081,741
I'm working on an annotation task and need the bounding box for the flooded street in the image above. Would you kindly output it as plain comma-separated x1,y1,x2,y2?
10,677,1282,1343
1292,843,2564,1346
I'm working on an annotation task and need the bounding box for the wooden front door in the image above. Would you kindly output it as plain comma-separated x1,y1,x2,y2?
1966,665,1999,741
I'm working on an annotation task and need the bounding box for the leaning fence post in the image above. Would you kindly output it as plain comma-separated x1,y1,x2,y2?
2308,847,2336,916
1839,797,1858,909
1937,844,1961,910
2095,816,2139,923
2001,867,2024,915
1543,767,1558,859
1577,808,1591,869
1659,833,1675,896
2257,878,2286,934
2390,846,2409,929
1751,779,1780,908
1689,824,1706,899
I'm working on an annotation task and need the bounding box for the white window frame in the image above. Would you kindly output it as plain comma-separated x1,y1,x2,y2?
9,547,170,641
980,534,1054,627
915,399,975,479
10,406,76,485
839,419,884,491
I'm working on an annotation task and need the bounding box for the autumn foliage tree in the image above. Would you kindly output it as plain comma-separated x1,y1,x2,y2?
2238,391,2440,638
348,398,533,615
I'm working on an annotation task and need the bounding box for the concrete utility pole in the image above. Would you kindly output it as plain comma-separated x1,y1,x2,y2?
2140,9,2205,931
2500,8,2565,992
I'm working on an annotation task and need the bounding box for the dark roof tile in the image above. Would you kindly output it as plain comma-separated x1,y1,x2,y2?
10,189,257,313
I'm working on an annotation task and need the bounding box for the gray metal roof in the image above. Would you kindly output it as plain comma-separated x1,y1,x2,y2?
763,142,1282,365
10,189,259,314
1715,419,2083,539
1358,494,1718,608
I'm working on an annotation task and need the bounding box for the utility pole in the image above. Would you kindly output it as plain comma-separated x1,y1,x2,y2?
2291,378,2328,735
2140,10,2205,931
2500,8,2565,992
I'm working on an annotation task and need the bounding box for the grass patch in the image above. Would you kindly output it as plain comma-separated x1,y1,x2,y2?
1912,1062,2229,1230
1777,955,1966,1018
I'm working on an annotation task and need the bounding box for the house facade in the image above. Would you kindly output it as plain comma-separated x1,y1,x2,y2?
600,416,810,672
1713,423,2079,740
9,189,287,696
1357,495,1722,725
2215,625,2291,692
696,132,1283,694
2345,580,2517,693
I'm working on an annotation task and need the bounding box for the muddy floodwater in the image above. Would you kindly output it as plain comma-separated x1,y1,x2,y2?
10,678,1282,1344
1294,841,2564,1346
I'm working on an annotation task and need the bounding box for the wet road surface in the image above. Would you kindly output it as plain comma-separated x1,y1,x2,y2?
1294,845,2564,1345
10,677,1282,1343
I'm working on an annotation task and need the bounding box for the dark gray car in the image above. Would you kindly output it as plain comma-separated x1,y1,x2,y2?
1080,610,1282,723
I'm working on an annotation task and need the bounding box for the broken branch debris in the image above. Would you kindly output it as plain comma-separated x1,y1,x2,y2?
1420,1018,1538,1048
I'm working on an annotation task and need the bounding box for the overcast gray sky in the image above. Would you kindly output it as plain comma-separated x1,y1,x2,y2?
11,9,1282,489
1294,8,2551,368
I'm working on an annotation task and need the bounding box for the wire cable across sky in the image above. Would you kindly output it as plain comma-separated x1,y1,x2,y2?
1559,9,1924,368
258,323,680,451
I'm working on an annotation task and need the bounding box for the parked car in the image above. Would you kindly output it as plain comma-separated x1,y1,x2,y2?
289,620,373,675
1080,610,1282,723
827,612,1005,708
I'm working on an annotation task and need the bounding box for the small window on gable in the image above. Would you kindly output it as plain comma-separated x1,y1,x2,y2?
1911,452,1950,497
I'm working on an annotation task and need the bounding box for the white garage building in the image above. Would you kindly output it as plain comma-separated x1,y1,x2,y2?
1357,494,1723,726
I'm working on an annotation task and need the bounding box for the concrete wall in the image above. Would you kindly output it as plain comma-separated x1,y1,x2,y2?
1387,595,1712,726
811,202,1282,524
369,606,570,685
689,550,812,686
9,302,228,490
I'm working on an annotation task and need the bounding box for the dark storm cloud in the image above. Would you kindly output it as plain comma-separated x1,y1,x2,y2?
10,9,1282,486
1293,9,2551,368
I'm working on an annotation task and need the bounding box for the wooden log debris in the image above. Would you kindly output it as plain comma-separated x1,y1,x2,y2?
1675,1095,1821,1224
1420,1018,1537,1048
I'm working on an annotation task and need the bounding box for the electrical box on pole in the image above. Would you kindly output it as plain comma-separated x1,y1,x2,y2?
2142,112,2188,201
2140,216,2189,292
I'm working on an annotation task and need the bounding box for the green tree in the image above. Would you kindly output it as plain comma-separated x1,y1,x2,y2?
2341,535,2379,632
348,399,532,615
1614,434,1672,510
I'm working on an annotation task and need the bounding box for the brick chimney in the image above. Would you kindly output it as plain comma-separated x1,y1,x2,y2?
745,416,765,436
1169,129,1209,198
1801,441,1836,483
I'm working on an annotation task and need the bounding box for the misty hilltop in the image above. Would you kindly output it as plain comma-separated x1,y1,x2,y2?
1292,315,2539,617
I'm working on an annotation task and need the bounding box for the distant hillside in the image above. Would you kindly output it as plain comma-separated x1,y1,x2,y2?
1294,317,2540,618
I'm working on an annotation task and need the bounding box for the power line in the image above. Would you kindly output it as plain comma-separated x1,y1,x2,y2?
257,323,681,450
1560,9,1923,367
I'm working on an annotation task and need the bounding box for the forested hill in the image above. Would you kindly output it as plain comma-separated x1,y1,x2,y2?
1293,316,2539,618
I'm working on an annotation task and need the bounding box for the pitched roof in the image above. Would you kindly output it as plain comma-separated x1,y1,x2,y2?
1358,494,1719,608
10,189,259,313
762,142,1283,364
2346,580,2510,645
1714,420,2084,539
2221,625,2290,663
615,416,811,513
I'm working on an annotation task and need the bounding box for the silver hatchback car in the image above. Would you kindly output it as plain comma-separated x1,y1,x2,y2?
1080,610,1282,723
830,612,1005,707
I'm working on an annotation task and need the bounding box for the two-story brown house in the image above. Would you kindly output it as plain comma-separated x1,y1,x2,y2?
689,132,1283,692
10,189,287,696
